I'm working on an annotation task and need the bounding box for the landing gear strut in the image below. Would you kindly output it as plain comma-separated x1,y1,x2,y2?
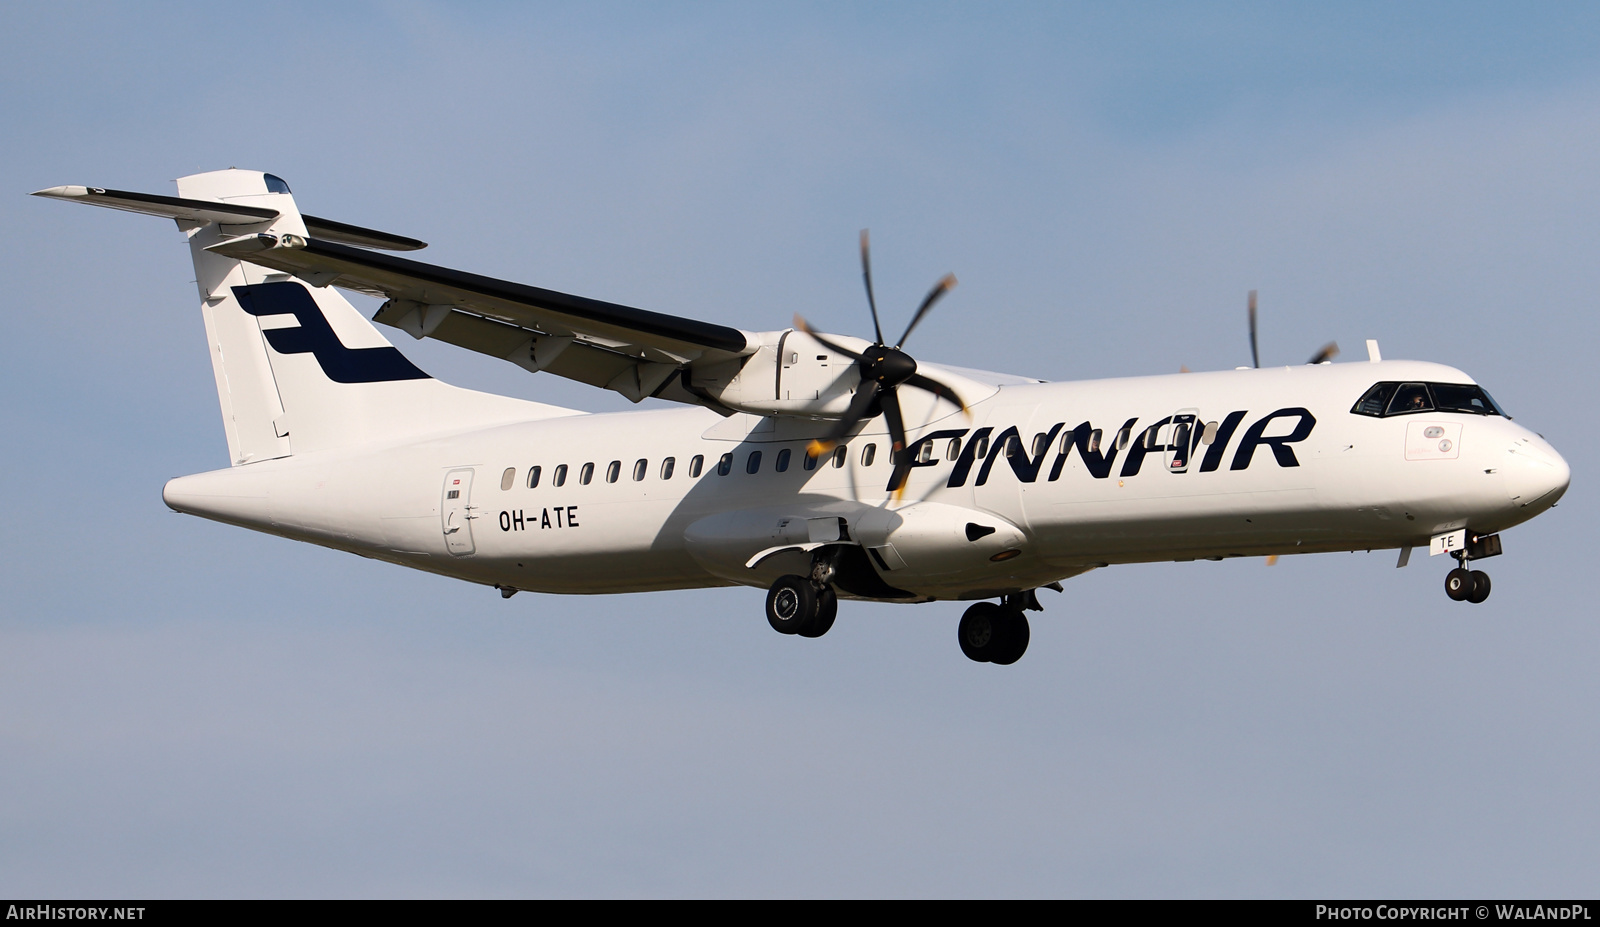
1444,550,1491,604
958,595,1034,665
765,574,837,638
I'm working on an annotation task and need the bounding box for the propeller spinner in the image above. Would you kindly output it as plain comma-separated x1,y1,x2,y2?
794,231,969,496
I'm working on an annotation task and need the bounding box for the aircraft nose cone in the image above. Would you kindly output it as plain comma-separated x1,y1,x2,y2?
1503,435,1570,516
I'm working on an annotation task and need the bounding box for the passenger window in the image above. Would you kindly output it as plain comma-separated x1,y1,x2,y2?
973,435,989,459
775,448,791,472
580,462,595,485
661,457,676,480
1116,424,1133,450
501,467,516,491
746,451,762,474
831,446,848,468
917,441,934,463
1386,383,1433,415
717,453,733,476
633,459,647,481
606,460,620,483
1087,430,1102,454
946,437,961,460
553,464,568,487
1201,422,1218,445
803,448,819,471
688,455,703,477
1060,430,1074,454
861,444,876,467
527,465,541,489
1005,433,1023,459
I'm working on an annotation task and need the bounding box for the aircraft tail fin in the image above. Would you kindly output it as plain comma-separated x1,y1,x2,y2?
36,169,576,465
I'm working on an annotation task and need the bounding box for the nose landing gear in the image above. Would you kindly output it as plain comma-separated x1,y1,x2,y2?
1443,546,1492,604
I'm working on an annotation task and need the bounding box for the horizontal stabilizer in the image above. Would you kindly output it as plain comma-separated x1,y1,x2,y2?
32,185,278,224
32,186,426,251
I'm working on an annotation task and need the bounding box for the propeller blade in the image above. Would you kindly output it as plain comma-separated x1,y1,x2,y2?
904,371,969,416
860,230,885,346
793,314,867,362
1248,289,1260,369
1306,342,1340,365
896,273,957,348
878,387,913,498
808,380,881,458
1265,554,1279,566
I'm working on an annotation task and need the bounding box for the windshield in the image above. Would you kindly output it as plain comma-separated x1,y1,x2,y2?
1351,381,1507,418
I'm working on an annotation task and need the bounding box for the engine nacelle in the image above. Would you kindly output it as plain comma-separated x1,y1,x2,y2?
690,329,863,417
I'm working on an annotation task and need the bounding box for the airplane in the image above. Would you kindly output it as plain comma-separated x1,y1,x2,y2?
32,169,1571,666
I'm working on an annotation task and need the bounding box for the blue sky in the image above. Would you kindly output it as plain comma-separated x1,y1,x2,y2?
3,2,1597,897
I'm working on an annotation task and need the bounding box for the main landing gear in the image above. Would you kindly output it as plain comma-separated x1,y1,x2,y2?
765,574,838,639
958,591,1039,665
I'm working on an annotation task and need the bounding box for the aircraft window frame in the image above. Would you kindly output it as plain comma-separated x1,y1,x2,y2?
1032,433,1050,457
973,435,989,459
688,455,703,478
501,467,516,491
746,451,762,474
1201,422,1218,446
661,457,676,480
1058,430,1074,455
861,444,876,467
553,464,568,487
946,437,961,461
1087,430,1102,454
1116,424,1133,451
717,453,733,476
917,441,934,464
605,461,621,483
263,174,292,194
775,448,791,472
831,446,848,468
632,459,647,482
526,465,541,489
803,448,819,471
580,462,595,485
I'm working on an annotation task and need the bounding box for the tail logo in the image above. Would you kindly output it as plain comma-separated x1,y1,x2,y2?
234,282,430,384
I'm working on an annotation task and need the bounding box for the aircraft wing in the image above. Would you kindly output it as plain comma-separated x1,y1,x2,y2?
207,232,757,404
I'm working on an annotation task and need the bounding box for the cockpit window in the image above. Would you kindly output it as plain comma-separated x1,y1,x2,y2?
1351,381,1508,418
1432,383,1505,416
1387,383,1433,415
263,174,292,194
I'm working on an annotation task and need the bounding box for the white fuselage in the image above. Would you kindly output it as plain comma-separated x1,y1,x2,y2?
162,358,1570,602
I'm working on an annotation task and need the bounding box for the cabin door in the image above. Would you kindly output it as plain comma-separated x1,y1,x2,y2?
441,468,477,556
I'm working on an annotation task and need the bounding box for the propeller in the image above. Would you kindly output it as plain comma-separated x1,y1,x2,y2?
1247,289,1339,367
794,230,970,496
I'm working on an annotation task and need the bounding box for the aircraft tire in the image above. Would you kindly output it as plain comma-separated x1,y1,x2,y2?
958,602,1005,663
767,575,818,635
990,611,1031,666
799,585,837,638
1445,568,1473,601
1466,570,1492,604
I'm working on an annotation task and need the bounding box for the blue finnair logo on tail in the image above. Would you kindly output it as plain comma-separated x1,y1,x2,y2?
234,282,430,384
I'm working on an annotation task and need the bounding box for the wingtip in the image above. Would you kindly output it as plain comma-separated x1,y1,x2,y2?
31,185,90,199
